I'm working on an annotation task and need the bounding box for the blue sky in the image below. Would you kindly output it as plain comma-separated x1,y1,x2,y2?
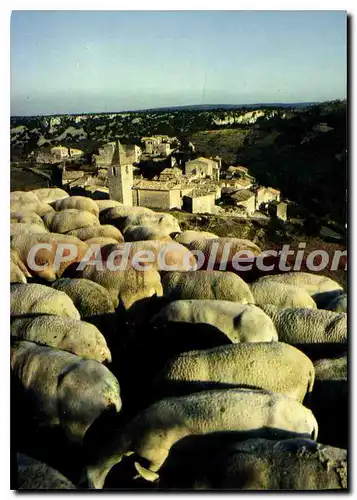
10,10,347,115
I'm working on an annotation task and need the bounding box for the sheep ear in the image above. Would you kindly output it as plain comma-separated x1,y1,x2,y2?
134,462,159,482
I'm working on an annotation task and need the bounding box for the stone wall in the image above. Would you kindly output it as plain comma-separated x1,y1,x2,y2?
133,188,182,210
184,193,216,214
239,195,256,216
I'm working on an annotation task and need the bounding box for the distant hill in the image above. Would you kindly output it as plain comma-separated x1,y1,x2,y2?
134,102,318,112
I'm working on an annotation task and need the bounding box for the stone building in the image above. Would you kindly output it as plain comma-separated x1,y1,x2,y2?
183,189,216,214
231,189,256,216
256,186,281,209
268,200,288,221
93,141,140,167
221,177,253,192
157,142,171,157
141,135,174,155
108,164,133,205
93,142,116,167
50,146,69,160
132,179,182,210
184,157,220,181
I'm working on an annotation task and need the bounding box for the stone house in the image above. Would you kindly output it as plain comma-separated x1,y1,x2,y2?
183,189,216,214
256,186,281,209
158,142,171,157
231,189,256,216
50,146,69,160
132,179,182,210
93,142,116,167
221,177,253,192
141,135,174,155
184,157,220,181
268,200,288,221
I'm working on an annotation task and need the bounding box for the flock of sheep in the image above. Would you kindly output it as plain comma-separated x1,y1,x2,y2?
10,187,348,490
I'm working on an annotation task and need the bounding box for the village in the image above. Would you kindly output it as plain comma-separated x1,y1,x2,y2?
33,134,289,222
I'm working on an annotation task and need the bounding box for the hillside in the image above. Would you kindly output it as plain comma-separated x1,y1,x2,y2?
10,100,347,228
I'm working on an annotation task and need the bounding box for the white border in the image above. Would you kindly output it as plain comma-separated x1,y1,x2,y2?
3,3,353,498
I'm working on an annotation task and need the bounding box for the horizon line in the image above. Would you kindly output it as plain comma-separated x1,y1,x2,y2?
10,98,347,118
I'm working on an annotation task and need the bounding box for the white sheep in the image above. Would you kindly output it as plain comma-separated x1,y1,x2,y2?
175,230,218,246
11,315,112,363
11,340,121,444
51,196,100,217
255,272,343,295
30,187,69,204
151,300,276,343
82,388,318,488
43,209,98,234
250,281,317,309
260,305,347,344
67,224,124,242
11,283,81,320
153,342,314,403
162,271,255,304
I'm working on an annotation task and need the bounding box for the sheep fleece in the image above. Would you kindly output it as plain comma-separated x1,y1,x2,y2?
11,341,121,443
11,315,111,363
151,300,277,342
11,283,80,320
154,342,314,402
84,388,318,488
162,271,255,303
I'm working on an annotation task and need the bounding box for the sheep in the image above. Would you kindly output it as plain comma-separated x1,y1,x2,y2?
10,223,49,236
250,281,317,309
99,205,153,229
30,187,69,204
67,224,124,242
11,315,111,363
51,278,115,319
150,300,277,343
16,454,76,490
122,241,196,272
10,201,55,217
69,264,163,310
95,199,123,214
255,272,343,296
198,438,347,490
314,355,347,381
175,230,218,246
11,249,31,284
11,283,81,320
123,225,175,242
121,212,181,236
81,388,318,488
11,233,90,281
11,340,121,444
152,342,314,403
51,196,100,217
43,209,98,234
10,190,39,204
162,271,255,304
260,305,347,345
85,237,121,247
187,237,262,267
326,293,347,313
10,211,45,226
10,260,27,284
